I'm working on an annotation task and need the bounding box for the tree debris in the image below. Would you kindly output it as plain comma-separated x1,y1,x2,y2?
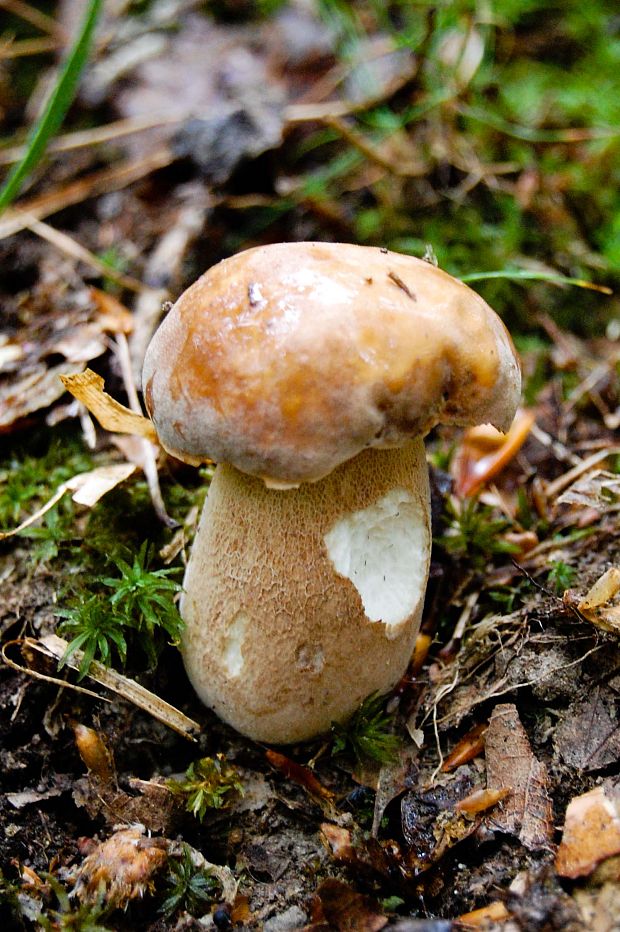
484,703,554,851
556,783,620,879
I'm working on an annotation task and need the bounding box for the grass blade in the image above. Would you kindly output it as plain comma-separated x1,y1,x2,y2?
461,269,612,294
0,0,103,216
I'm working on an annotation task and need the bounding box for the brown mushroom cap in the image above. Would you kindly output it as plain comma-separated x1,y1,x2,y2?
143,242,521,485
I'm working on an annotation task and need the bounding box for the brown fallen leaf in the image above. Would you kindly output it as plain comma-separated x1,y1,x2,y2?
456,786,512,816
455,900,511,928
452,409,536,497
555,783,620,879
484,703,554,851
554,690,620,772
73,774,179,836
60,369,158,441
307,878,388,931
265,749,336,804
441,722,488,772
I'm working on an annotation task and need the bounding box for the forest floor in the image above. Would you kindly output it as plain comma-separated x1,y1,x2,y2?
1,2,619,930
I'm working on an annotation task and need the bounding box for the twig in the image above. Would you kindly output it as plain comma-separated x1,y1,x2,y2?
0,0,65,37
545,446,620,499
22,214,146,293
114,333,177,528
2,636,201,741
0,148,175,241
0,35,59,58
0,113,182,167
323,114,426,177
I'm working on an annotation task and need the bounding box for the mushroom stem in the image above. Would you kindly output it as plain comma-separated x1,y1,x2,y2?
181,439,431,744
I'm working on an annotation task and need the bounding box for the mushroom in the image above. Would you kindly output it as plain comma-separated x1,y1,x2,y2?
142,242,521,743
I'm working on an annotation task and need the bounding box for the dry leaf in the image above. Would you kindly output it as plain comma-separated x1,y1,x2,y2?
7,776,73,810
555,784,620,879
452,409,536,497
554,691,620,771
456,901,511,928
0,463,137,540
307,878,388,931
0,360,84,429
558,470,620,510
60,369,158,441
484,703,554,851
265,749,337,819
456,786,512,816
579,567,620,610
4,635,200,742
563,567,620,634
69,462,138,506
73,775,179,836
441,722,488,773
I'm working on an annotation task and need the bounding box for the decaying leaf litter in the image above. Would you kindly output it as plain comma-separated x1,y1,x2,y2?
1,1,619,928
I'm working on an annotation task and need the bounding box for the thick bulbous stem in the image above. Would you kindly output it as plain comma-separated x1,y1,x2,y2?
181,440,431,743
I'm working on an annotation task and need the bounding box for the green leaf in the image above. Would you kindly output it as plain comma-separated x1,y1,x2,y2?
0,0,104,215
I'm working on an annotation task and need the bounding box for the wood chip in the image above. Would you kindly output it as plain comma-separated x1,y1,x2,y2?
484,703,554,851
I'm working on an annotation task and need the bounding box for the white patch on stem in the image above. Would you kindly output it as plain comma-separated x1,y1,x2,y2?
324,488,428,634
222,611,249,677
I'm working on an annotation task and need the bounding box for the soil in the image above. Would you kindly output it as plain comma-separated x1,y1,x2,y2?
1,2,619,930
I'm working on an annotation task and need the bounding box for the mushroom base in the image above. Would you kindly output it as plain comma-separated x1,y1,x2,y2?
180,440,431,744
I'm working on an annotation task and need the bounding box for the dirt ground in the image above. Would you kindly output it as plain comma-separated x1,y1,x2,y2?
1,2,619,929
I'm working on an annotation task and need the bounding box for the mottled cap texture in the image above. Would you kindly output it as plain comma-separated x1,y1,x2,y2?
142,242,521,485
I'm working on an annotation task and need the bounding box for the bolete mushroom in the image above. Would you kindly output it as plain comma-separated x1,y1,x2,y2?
142,242,520,743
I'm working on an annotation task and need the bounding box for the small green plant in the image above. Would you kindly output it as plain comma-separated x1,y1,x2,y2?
547,560,577,593
36,876,111,932
19,504,76,564
487,581,529,613
159,845,219,920
381,895,405,912
168,756,244,822
0,439,92,530
331,692,400,765
101,541,184,665
58,595,128,677
58,541,183,676
436,496,519,569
